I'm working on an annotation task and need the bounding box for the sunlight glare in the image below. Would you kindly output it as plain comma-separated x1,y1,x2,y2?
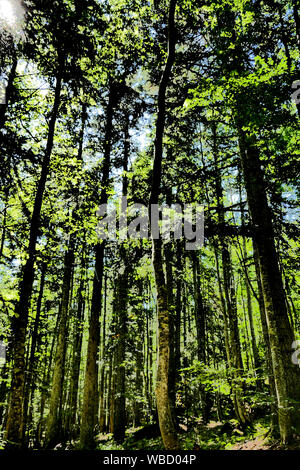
0,0,25,37
0,0,16,26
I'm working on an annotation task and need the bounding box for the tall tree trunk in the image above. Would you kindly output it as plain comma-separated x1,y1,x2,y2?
79,82,115,449
112,265,128,443
68,255,85,438
148,0,179,450
212,123,250,427
191,252,212,424
237,175,262,383
113,117,130,443
192,253,206,364
238,132,300,442
174,241,182,396
44,240,75,448
134,316,143,427
245,270,261,376
35,309,59,448
45,99,86,448
5,72,62,448
109,356,115,434
99,274,107,433
253,240,278,433
164,242,176,421
22,263,46,446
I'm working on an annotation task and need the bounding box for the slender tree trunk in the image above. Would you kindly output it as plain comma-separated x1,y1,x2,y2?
99,274,107,433
22,263,46,446
237,176,262,382
113,118,130,443
107,352,113,433
79,243,104,448
45,99,86,448
68,256,85,437
192,253,206,364
35,309,59,448
113,266,128,443
109,357,115,434
134,317,143,427
80,82,116,449
174,240,182,403
164,242,176,421
45,240,75,448
212,123,250,427
191,252,212,424
222,245,250,425
245,272,260,373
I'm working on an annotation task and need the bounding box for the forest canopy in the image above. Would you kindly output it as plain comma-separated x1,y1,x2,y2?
0,0,299,452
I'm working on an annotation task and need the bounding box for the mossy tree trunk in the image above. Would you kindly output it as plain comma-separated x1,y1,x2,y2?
238,132,300,443
148,0,179,451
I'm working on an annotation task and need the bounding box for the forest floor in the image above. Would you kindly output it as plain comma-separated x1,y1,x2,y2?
96,418,300,451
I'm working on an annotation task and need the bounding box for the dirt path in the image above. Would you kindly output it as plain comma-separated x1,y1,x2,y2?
229,436,300,450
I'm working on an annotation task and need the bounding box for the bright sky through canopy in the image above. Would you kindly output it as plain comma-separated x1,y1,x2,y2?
0,0,15,25
0,0,25,37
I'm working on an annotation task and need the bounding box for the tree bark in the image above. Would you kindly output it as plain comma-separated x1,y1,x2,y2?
253,240,278,433
113,117,130,443
22,263,46,446
148,0,179,451
79,82,115,449
164,242,176,421
191,252,212,424
45,99,86,448
68,254,85,437
99,274,107,433
238,132,300,442
5,72,62,448
113,266,128,443
212,122,250,427
44,241,75,448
